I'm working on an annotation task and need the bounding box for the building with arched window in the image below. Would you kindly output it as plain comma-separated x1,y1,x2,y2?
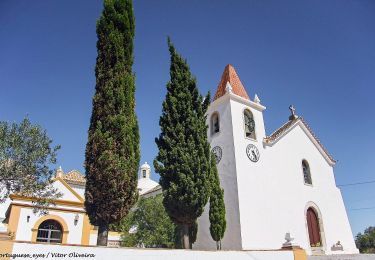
0,64,358,256
0,162,160,246
36,219,64,243
194,64,358,255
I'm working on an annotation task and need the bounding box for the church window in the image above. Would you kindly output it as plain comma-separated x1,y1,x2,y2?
244,109,256,139
211,112,220,135
36,219,63,243
142,170,146,178
302,160,312,185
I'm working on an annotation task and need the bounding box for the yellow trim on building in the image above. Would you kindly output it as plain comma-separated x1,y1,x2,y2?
9,194,84,208
9,203,85,214
81,214,91,245
293,248,307,260
0,240,14,260
31,215,69,244
7,205,21,239
108,231,121,237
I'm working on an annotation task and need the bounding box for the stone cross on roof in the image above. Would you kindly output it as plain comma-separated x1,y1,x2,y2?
289,105,298,120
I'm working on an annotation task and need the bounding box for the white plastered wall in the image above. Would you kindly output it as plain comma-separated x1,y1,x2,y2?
229,95,358,254
10,242,295,260
194,95,243,250
15,207,85,244
69,184,85,199
53,181,82,202
195,92,357,255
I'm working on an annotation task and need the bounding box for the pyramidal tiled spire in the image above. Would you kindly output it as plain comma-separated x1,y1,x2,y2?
213,64,250,101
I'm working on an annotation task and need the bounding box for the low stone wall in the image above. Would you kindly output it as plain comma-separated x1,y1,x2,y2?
309,254,375,260
0,241,307,260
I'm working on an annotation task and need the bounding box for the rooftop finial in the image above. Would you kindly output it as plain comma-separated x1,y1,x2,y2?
225,81,233,94
56,166,64,178
254,94,260,104
289,105,298,120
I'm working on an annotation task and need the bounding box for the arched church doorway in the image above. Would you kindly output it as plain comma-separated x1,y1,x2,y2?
36,219,63,243
306,207,321,247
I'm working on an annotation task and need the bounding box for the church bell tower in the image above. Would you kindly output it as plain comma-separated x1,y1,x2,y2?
194,64,266,250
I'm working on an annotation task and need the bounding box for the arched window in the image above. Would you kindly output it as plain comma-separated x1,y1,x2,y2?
302,160,312,185
36,219,63,243
142,170,146,178
306,207,321,247
244,109,256,139
211,112,220,135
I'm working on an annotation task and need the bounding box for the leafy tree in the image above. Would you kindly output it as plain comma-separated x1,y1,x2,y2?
118,195,176,248
154,38,211,249
0,118,61,213
85,0,140,246
209,153,226,250
356,226,375,253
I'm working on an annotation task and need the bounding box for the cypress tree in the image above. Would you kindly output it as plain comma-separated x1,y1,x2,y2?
85,0,139,246
174,221,198,249
154,38,211,249
209,152,226,250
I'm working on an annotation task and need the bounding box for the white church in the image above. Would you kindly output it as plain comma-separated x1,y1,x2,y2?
0,65,358,256
193,64,358,255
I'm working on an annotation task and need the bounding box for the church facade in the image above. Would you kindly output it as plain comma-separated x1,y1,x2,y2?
0,65,358,255
193,65,358,255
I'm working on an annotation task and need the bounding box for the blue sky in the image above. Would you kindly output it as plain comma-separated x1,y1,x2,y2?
0,0,374,236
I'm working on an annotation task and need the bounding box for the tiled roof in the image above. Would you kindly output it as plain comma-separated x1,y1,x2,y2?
142,185,162,196
264,118,298,143
213,64,250,101
63,170,86,185
264,117,336,163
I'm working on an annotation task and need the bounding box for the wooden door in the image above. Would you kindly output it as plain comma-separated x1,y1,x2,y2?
307,208,321,247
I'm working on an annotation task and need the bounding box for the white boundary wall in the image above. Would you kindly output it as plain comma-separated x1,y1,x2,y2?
6,242,295,260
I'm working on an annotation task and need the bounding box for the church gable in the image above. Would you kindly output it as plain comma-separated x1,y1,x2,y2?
53,167,85,202
264,117,336,166
53,177,84,202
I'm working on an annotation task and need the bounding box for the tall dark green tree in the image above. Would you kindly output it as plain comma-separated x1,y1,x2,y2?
85,0,140,246
209,153,226,250
154,39,211,249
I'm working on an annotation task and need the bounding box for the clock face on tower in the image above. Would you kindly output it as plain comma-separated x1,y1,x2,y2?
211,146,222,164
246,144,260,162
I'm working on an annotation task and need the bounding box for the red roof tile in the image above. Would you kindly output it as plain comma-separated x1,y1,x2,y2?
213,64,250,101
63,170,86,185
